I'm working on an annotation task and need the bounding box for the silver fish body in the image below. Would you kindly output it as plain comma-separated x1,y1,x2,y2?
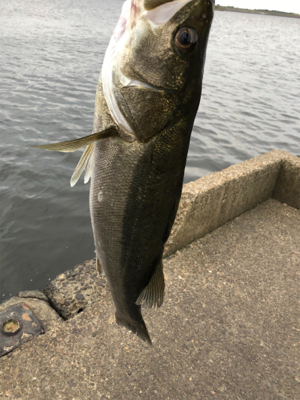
90,84,196,342
35,0,214,343
91,0,214,343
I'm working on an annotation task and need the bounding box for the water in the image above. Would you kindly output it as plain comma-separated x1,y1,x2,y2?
1,1,299,301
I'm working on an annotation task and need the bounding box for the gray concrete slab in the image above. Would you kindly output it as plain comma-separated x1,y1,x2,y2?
1,199,299,399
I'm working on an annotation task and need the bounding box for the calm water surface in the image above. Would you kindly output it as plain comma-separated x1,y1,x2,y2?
1,0,299,300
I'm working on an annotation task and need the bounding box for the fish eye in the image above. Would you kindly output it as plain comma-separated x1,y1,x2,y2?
175,27,198,51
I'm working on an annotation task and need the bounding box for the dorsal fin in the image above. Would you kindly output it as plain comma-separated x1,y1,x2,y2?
136,259,165,308
33,126,117,153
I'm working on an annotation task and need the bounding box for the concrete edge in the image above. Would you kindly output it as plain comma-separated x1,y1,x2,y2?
273,154,300,209
164,150,299,257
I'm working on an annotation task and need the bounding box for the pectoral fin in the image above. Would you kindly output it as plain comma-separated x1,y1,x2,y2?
136,259,165,308
70,143,94,187
33,126,117,153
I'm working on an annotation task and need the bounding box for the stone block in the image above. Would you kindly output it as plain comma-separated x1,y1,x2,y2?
44,259,108,319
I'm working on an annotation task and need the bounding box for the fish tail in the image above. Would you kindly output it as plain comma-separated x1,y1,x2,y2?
115,312,152,345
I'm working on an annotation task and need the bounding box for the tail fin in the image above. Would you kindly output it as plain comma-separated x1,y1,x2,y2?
115,312,152,345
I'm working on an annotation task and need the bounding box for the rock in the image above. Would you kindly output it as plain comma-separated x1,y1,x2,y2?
44,259,108,320
0,291,62,333
17,290,48,302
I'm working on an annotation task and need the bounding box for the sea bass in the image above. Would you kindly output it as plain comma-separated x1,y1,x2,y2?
36,0,214,343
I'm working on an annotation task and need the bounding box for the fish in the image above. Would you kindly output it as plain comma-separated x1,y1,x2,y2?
35,0,214,344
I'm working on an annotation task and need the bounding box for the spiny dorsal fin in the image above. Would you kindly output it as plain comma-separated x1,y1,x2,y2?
33,126,117,153
70,143,94,187
136,259,165,308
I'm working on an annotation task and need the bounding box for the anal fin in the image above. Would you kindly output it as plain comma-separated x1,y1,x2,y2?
136,259,165,308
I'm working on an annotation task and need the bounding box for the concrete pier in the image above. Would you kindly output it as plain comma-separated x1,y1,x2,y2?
0,150,299,399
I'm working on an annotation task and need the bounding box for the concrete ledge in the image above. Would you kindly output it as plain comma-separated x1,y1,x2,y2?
40,150,299,321
273,155,300,209
164,150,299,256
44,259,109,319
0,150,298,356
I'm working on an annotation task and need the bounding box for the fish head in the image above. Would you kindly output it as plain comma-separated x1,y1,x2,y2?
102,0,214,142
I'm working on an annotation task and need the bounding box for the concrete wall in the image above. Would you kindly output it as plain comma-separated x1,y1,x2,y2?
273,156,300,209
164,150,300,257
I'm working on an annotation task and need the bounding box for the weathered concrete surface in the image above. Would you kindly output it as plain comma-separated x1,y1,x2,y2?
0,290,62,332
44,259,109,319
273,155,300,209
1,199,299,400
165,150,299,256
